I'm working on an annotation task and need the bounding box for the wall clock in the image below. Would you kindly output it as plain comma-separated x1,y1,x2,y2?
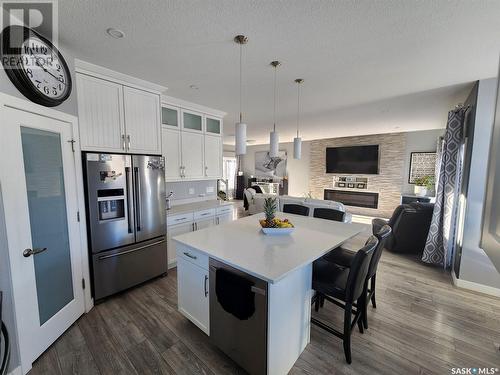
1,25,72,107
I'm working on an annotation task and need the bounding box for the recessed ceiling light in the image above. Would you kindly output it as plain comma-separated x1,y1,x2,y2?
106,28,125,39
189,84,199,90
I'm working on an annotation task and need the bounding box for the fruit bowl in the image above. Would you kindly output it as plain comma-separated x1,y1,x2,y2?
259,218,295,235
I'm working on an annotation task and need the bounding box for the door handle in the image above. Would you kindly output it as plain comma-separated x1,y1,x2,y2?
134,167,142,231
127,135,131,150
121,134,126,150
23,247,47,257
125,166,133,234
204,275,208,297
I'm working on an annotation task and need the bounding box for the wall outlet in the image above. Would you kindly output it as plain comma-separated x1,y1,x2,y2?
188,188,195,195
206,186,214,193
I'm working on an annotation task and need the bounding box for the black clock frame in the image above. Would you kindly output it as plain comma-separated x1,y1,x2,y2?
1,25,72,107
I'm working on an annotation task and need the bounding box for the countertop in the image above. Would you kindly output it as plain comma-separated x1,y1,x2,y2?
173,213,366,283
167,200,235,216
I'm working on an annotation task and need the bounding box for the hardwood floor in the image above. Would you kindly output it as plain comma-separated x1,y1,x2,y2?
28,220,500,374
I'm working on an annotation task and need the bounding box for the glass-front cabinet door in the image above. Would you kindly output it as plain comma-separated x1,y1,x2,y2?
182,109,203,132
206,116,222,135
161,104,179,128
0,105,85,372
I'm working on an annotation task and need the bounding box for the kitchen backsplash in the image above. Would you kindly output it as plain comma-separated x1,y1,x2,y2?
166,180,217,202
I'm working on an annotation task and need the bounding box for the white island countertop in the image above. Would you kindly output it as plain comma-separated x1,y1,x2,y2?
173,213,366,283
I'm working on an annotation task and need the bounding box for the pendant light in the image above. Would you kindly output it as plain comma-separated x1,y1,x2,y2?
234,35,248,155
269,60,281,157
293,78,304,159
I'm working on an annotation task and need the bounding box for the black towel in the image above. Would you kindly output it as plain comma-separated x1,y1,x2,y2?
251,185,263,194
215,269,255,320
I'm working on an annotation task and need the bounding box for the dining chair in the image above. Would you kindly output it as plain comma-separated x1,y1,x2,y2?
322,225,392,329
313,207,345,222
282,204,310,216
311,236,378,364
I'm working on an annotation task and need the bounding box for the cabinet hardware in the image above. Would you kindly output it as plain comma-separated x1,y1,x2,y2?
67,139,76,152
82,278,86,290
183,252,197,260
204,275,208,297
122,134,126,150
175,217,188,221
127,135,131,150
194,222,198,230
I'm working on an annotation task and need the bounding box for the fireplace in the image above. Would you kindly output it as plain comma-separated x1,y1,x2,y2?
324,189,379,209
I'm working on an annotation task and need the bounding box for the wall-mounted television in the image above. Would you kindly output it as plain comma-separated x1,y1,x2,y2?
326,145,379,174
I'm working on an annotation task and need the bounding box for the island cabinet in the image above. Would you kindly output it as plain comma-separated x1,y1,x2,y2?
76,72,162,154
176,246,209,335
160,96,225,182
166,204,234,268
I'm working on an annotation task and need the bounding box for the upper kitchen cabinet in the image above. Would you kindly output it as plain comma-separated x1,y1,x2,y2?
182,109,203,132
123,87,161,154
75,60,165,154
76,74,126,152
204,134,222,178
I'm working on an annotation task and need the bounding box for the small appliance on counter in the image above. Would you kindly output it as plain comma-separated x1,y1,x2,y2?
83,153,167,300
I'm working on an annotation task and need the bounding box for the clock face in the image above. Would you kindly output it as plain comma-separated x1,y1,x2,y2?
1,26,72,107
20,36,70,101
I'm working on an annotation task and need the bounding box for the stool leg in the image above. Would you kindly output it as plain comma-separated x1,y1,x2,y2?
362,279,369,329
343,303,352,364
371,274,377,308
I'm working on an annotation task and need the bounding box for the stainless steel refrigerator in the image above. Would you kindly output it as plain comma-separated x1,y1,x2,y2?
83,153,167,300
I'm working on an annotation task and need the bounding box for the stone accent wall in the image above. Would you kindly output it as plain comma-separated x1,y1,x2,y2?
309,133,406,218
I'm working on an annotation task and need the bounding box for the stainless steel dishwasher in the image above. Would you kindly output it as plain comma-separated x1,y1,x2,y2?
209,258,268,375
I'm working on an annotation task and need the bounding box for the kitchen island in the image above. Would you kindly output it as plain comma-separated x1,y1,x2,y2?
173,213,365,375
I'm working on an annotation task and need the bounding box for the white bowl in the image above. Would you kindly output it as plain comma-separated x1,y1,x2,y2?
261,227,295,235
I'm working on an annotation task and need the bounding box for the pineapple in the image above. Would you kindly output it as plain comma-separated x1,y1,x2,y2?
263,197,277,227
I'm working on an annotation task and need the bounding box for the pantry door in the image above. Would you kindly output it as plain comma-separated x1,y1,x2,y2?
0,105,85,373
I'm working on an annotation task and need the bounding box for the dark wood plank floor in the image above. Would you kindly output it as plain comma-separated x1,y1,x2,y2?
28,217,500,374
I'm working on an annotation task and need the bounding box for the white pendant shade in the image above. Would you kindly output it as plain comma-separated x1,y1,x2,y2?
293,137,302,159
235,122,247,155
270,131,279,157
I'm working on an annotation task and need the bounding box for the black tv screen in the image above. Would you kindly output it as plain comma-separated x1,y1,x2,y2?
326,145,379,174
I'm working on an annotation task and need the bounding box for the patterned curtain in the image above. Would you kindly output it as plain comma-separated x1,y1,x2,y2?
422,108,466,266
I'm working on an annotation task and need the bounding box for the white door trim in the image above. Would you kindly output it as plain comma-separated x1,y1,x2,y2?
0,93,93,372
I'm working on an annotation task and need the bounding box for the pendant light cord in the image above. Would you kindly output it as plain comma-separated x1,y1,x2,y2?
239,43,243,123
296,81,301,137
273,65,277,132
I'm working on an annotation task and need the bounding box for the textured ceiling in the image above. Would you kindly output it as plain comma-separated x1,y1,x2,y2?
58,0,498,144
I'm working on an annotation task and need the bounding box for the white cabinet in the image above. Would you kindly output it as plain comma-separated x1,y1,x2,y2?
204,135,222,178
167,221,193,268
76,74,126,152
181,131,205,179
162,127,182,181
177,255,209,335
123,87,161,154
216,212,233,225
195,216,216,230
76,73,161,154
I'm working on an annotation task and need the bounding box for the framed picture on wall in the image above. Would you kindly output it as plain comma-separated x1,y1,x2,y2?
408,152,437,184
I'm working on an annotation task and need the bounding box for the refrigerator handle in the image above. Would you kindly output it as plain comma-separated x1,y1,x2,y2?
134,166,142,231
125,167,133,234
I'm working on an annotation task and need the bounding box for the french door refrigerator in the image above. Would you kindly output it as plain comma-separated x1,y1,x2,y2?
83,153,166,300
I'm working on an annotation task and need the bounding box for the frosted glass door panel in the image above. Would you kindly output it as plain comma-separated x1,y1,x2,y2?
21,127,74,325
183,111,202,131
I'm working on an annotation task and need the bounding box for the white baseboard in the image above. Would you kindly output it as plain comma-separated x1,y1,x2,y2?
8,365,22,375
452,271,500,298
168,260,177,269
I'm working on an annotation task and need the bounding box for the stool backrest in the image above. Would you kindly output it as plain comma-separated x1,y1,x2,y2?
345,236,378,303
367,225,392,279
313,208,345,222
282,204,310,216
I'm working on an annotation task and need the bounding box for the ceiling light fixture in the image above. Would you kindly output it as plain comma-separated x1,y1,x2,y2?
234,35,248,156
293,78,304,160
269,60,281,158
106,28,125,39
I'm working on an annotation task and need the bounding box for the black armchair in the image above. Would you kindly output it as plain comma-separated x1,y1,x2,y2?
372,202,434,254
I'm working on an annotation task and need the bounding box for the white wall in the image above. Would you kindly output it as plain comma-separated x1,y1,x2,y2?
241,141,311,197
401,129,444,194
459,77,500,291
